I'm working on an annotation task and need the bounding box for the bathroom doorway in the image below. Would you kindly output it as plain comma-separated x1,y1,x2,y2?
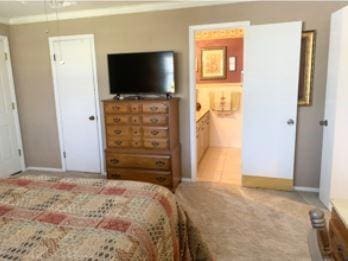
188,21,302,190
194,26,244,185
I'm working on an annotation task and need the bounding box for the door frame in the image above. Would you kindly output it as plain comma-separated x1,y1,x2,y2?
188,21,250,182
48,34,104,174
0,35,25,172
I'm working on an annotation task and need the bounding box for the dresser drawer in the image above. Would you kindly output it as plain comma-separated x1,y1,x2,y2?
143,139,169,150
106,153,171,170
143,127,168,138
131,139,143,148
130,103,142,113
130,115,141,125
105,115,129,125
107,168,172,187
106,126,131,136
131,126,142,136
107,138,143,149
142,115,168,126
107,138,130,148
104,103,129,114
143,102,168,113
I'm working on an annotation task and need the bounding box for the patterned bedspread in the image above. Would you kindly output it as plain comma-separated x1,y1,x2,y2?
0,175,212,260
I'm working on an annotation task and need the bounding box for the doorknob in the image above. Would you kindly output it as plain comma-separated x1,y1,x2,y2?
89,115,95,121
287,119,295,125
319,120,328,127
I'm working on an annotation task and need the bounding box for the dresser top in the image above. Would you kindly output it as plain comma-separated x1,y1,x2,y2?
332,198,348,229
103,97,179,103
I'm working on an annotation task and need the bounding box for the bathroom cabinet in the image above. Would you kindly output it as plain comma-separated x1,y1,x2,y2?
196,112,210,164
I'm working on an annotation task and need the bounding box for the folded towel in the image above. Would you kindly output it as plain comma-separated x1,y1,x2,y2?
231,92,241,112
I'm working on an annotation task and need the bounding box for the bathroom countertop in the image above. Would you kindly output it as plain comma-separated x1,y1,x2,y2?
196,109,209,122
331,198,348,229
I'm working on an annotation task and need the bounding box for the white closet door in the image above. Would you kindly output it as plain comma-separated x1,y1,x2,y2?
50,35,101,173
319,6,348,207
242,22,302,189
0,37,23,177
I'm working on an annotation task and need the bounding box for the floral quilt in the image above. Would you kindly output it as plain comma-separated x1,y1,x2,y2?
0,175,212,260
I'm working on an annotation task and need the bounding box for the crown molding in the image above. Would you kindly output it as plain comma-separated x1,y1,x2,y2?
8,0,246,25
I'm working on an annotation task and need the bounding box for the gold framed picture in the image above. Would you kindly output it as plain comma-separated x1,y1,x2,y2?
298,30,316,106
201,47,226,80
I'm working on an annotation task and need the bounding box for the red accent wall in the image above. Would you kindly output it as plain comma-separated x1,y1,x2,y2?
196,38,243,84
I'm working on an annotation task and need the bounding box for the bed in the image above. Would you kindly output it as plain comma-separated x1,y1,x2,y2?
0,175,212,260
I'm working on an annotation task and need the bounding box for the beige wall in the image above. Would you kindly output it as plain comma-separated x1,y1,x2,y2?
8,1,348,187
0,23,8,36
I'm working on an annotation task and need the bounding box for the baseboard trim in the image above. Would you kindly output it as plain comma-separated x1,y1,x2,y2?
294,186,319,193
242,175,293,191
26,167,65,172
181,178,193,182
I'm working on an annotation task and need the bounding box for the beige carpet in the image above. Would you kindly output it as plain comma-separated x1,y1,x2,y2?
16,171,326,260
176,181,326,261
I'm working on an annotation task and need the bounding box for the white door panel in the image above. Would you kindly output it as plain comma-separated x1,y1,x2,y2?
320,6,348,207
0,38,22,177
242,22,302,181
51,36,101,173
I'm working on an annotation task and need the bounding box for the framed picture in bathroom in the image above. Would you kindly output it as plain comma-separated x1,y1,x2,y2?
201,47,226,80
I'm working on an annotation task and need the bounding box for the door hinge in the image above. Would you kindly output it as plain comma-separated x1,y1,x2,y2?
4,52,8,61
11,102,16,110
18,149,22,156
63,151,66,158
53,54,56,61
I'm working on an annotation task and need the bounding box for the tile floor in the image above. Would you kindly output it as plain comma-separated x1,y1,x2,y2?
197,147,241,185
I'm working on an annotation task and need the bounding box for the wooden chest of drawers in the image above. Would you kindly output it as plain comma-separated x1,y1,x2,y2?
309,200,348,260
330,206,348,260
103,98,181,190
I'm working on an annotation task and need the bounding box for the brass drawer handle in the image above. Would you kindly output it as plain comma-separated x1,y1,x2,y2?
151,130,159,136
110,159,119,164
132,118,139,123
155,177,166,183
155,160,165,167
113,117,121,123
150,118,159,123
336,243,346,255
115,141,122,146
114,130,122,134
150,106,159,111
131,106,138,111
151,141,160,147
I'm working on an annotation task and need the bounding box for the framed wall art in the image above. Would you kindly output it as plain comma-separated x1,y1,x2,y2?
298,30,316,106
201,47,226,80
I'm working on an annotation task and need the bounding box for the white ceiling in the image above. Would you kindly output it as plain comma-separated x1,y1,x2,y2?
0,0,240,25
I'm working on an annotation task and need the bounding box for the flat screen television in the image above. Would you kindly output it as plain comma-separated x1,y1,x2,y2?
107,51,175,95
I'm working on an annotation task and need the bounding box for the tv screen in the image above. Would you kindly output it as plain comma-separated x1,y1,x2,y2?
107,51,175,94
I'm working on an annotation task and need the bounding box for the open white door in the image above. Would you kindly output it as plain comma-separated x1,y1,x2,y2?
0,36,24,177
319,6,348,207
50,35,102,173
242,22,302,190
